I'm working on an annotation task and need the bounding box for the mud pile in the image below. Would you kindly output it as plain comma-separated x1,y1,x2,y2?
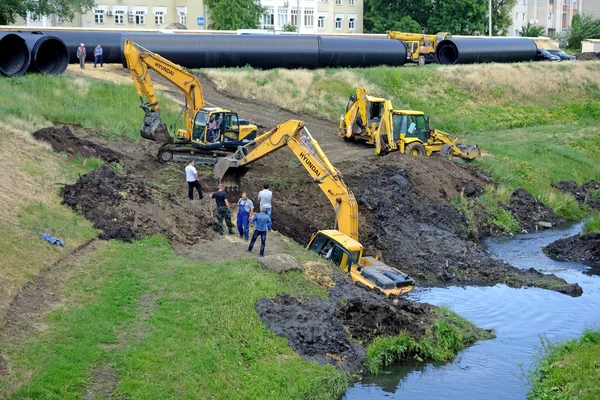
33,125,121,163
62,166,213,244
503,188,564,231
574,52,600,61
552,180,600,211
544,232,600,266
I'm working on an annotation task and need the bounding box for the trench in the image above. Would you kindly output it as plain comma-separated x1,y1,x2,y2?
344,221,600,400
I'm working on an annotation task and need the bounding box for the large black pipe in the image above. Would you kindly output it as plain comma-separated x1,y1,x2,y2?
34,31,123,64
318,36,406,68
18,33,69,75
0,32,31,77
436,38,537,65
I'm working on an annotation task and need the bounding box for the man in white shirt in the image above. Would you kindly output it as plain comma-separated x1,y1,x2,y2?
185,161,204,200
258,183,273,218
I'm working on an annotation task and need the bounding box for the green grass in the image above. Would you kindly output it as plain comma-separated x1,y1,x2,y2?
583,217,600,233
527,329,600,400
364,306,495,374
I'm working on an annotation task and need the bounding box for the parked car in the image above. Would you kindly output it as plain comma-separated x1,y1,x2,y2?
546,49,576,61
535,49,561,62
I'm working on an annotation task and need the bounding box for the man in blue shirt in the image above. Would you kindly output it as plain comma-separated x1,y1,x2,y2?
247,207,272,257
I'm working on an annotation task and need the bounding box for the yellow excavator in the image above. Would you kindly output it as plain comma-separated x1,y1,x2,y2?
214,120,415,297
387,31,451,66
339,88,480,160
123,40,259,163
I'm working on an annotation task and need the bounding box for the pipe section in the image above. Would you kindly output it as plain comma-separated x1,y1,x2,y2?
18,33,69,74
0,33,31,77
436,38,538,65
318,36,406,68
36,31,123,64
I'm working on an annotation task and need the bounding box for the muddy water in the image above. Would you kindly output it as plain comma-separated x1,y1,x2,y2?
344,222,600,400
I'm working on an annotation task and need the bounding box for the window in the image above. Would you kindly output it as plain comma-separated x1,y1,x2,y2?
335,17,342,29
548,28,556,35
562,0,567,4
155,11,164,25
291,9,298,26
263,7,274,26
304,9,314,27
94,9,105,24
277,7,287,26
348,17,355,30
515,29,519,36
114,10,124,24
318,16,325,29
336,0,342,5
56,16,63,24
349,0,355,5
515,12,519,21
179,13,186,25
548,12,553,20
522,13,526,21
136,11,145,25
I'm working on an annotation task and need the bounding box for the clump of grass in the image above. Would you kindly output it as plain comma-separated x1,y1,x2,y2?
527,329,600,400
364,306,494,374
583,217,600,233
478,186,521,234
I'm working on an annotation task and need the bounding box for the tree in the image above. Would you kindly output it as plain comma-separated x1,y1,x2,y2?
364,0,431,33
519,22,546,37
0,0,94,25
491,0,518,36
204,0,264,30
427,0,487,35
281,23,297,32
568,13,600,49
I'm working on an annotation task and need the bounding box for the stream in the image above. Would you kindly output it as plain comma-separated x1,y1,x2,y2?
344,221,600,400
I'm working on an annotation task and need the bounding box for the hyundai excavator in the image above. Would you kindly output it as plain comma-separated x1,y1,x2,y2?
214,120,415,297
123,40,258,163
386,31,451,66
339,88,480,160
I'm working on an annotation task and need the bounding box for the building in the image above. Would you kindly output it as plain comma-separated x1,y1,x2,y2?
13,0,363,34
509,0,600,37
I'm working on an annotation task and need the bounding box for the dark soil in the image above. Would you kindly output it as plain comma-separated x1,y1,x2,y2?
552,180,600,211
33,125,121,163
84,366,118,400
503,188,564,231
574,52,600,61
61,165,213,244
544,232,600,266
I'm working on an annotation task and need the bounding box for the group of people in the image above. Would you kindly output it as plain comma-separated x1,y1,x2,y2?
76,43,104,69
185,161,273,257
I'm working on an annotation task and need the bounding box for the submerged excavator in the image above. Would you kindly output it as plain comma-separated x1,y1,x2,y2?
339,88,480,160
123,40,259,163
214,120,415,296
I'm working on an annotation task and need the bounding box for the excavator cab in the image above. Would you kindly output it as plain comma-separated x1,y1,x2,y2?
392,112,429,143
189,109,258,150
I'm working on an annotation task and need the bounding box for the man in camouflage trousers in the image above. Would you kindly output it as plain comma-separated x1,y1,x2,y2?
211,184,234,235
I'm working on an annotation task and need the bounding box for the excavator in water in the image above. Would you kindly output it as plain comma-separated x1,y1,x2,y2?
386,31,451,66
123,40,259,164
339,88,480,160
214,120,415,297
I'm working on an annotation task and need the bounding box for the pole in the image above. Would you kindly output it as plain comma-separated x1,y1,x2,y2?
489,0,492,37
297,0,300,35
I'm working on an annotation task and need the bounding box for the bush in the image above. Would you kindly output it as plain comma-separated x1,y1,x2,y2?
568,13,600,49
583,217,600,233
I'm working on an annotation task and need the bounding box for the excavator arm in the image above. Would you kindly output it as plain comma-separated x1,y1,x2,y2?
215,120,359,241
123,40,205,143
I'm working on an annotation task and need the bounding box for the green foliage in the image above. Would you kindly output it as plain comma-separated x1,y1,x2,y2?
583,217,600,234
204,0,264,30
527,329,600,400
0,0,94,25
478,186,522,233
427,0,488,35
364,0,430,33
17,201,97,240
365,306,494,374
568,13,600,49
282,23,297,32
520,22,547,37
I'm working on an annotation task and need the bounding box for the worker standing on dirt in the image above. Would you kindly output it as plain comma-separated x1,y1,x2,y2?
76,43,86,69
185,161,204,200
258,183,273,218
93,45,103,68
211,184,234,235
247,207,272,257
236,192,254,241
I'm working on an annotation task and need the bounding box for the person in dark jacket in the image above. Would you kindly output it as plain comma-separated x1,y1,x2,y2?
94,45,103,68
247,207,272,257
211,184,234,235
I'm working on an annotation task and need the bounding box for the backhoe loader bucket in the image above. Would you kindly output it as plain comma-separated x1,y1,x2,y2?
214,156,249,188
140,109,172,143
455,144,481,160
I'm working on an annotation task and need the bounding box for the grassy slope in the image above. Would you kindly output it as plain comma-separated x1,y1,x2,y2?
528,329,600,400
204,62,600,226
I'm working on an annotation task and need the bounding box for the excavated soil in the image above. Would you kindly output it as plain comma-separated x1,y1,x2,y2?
544,232,600,266
503,188,564,231
552,180,600,211
574,52,600,61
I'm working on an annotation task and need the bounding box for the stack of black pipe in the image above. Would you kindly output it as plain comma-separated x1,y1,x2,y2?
0,31,69,77
435,38,538,65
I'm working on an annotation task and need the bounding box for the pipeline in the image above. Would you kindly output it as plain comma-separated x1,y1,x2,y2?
18,32,69,75
436,38,538,65
0,32,31,77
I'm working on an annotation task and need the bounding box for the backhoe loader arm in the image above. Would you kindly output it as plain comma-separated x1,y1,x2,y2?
123,40,205,143
340,88,368,139
215,120,359,240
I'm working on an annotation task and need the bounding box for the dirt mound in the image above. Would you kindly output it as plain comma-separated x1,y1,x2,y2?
544,232,600,266
552,180,600,211
574,52,600,61
61,166,213,244
503,188,564,231
33,125,121,163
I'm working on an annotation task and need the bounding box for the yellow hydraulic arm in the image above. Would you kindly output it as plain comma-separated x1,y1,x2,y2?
123,40,205,143
215,120,359,241
340,88,368,139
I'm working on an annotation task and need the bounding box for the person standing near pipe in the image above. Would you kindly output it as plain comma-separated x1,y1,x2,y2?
94,45,103,68
76,43,86,69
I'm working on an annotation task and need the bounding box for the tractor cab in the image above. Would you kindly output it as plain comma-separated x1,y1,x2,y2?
392,111,430,143
403,41,420,61
189,108,258,150
365,97,386,130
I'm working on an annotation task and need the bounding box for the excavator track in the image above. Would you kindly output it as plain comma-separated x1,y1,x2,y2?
157,143,232,164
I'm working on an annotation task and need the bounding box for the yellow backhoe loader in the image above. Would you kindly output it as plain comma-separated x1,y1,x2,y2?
214,120,415,297
387,31,451,66
339,88,480,160
123,40,258,163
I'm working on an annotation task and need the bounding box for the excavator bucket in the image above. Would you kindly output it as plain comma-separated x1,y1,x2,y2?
214,156,249,188
140,109,172,143
455,143,481,160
